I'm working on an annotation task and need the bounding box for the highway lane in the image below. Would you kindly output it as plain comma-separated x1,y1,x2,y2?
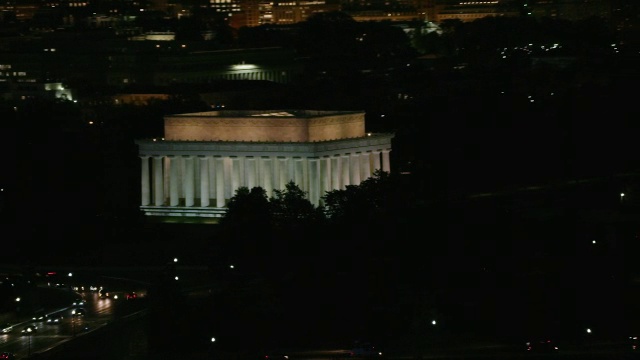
0,277,148,359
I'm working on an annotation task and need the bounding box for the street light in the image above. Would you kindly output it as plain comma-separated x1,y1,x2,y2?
15,297,20,321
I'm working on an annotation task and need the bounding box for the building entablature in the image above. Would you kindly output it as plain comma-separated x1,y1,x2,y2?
136,133,394,158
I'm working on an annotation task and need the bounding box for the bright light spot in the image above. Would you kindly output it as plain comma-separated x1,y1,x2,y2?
15,297,20,302
174,258,178,263
367,133,372,136
586,328,592,333
621,193,625,197
68,272,73,277
211,337,216,342
432,320,437,325
175,276,179,281
232,63,258,70
230,265,234,269
592,240,596,244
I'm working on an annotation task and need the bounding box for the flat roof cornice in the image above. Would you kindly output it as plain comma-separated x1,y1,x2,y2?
136,133,394,158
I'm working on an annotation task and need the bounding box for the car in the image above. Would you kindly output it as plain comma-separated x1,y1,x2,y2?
630,336,639,350
46,313,64,324
1,323,13,334
72,307,86,316
21,324,38,335
263,354,289,360
72,298,86,306
32,310,46,322
126,292,137,300
99,288,110,299
350,341,383,358
525,339,559,352
0,352,15,360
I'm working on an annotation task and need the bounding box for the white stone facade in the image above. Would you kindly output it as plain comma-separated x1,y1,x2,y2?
135,110,393,218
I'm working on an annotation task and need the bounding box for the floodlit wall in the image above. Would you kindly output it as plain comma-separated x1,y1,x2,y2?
164,110,366,142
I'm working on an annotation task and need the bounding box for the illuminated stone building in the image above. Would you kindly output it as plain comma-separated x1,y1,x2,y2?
135,110,394,218
435,0,519,22
106,47,303,87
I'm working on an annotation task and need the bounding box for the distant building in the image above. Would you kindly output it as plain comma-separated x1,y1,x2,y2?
523,0,612,21
106,47,304,87
435,0,519,23
348,10,424,22
135,109,394,218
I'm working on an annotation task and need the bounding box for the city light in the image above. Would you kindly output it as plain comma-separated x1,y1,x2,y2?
231,63,258,70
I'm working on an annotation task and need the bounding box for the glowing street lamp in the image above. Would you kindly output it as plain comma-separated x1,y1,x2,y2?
15,297,20,321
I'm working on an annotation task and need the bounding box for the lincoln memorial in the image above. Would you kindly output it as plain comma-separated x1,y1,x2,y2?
135,110,394,218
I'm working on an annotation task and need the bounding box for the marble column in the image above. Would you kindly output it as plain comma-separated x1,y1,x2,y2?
361,152,371,181
382,150,391,173
331,156,341,191
208,157,216,203
152,156,164,206
169,156,180,206
246,157,257,189
231,157,241,197
350,153,361,186
216,157,226,208
262,157,273,197
184,156,195,207
341,155,350,189
320,156,330,198
199,156,210,207
372,151,381,174
294,158,304,191
140,156,150,206
278,157,288,189
309,158,320,206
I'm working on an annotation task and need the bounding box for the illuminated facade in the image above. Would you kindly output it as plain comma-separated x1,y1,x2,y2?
435,0,519,22
135,110,394,218
106,47,303,87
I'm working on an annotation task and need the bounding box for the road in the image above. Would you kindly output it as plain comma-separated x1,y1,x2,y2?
3,265,640,360
0,270,150,359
